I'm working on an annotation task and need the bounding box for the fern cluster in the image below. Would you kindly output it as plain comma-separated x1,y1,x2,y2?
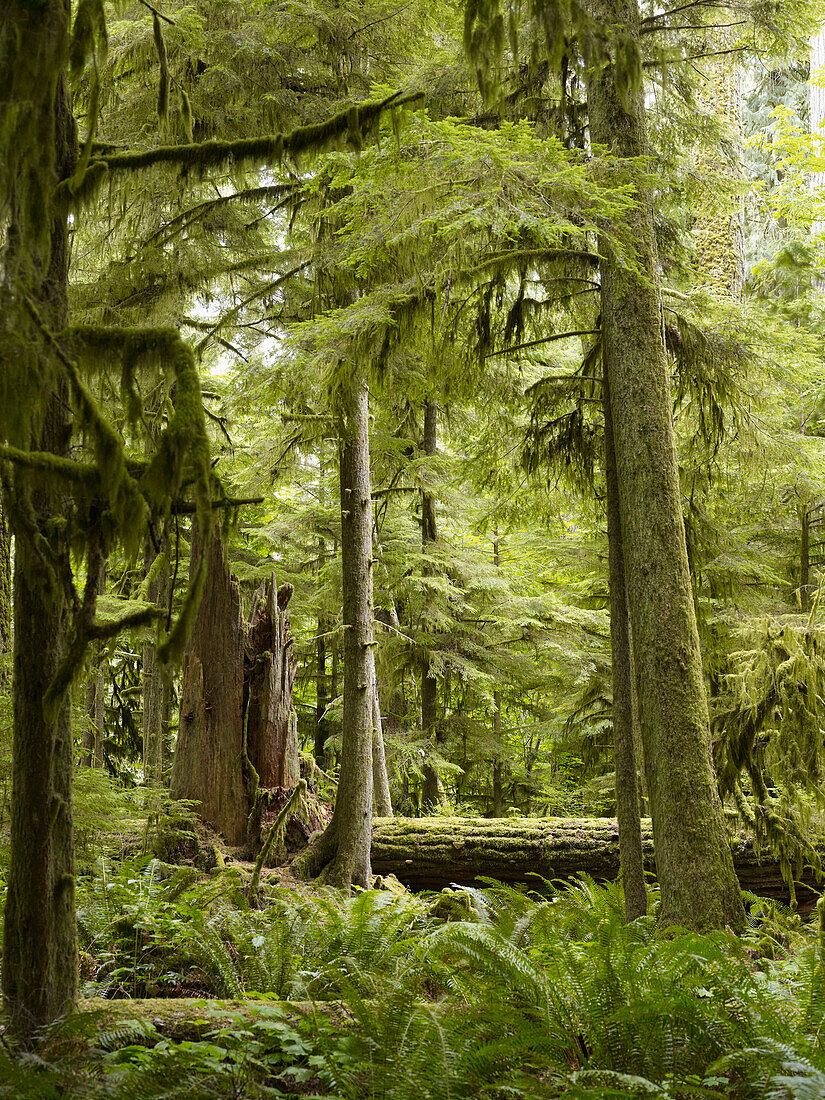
2,870,824,1097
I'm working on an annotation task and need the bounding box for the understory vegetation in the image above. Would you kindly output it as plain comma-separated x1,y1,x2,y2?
2,864,824,1100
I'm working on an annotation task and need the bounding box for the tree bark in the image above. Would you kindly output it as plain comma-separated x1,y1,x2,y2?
244,576,300,789
294,380,375,888
420,399,445,810
491,534,504,818
315,618,330,766
372,666,393,815
603,361,647,920
171,521,248,845
583,0,745,932
2,61,78,1039
143,546,171,787
370,817,821,915
81,559,107,769
0,499,10,679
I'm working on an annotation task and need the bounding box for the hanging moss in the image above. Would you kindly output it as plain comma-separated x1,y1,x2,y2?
63,90,422,206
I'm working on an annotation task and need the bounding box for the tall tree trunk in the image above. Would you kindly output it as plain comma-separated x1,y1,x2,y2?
171,521,248,845
143,545,171,787
584,0,745,932
603,360,647,921
294,380,375,888
420,399,445,810
801,505,811,612
812,27,825,241
2,64,78,1038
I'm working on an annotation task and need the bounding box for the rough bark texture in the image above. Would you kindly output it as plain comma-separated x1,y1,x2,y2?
584,0,745,932
603,363,647,921
2,62,78,1039
295,381,375,888
143,546,171,787
245,577,300,789
171,522,248,845
371,817,820,915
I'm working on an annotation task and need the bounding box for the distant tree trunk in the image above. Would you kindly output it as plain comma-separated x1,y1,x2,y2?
82,560,107,769
420,399,445,810
491,533,505,818
315,618,330,766
143,545,171,787
171,521,248,845
244,576,300,789
372,667,393,815
294,380,374,888
812,27,825,240
801,505,812,612
603,360,647,921
0,500,11,678
584,0,745,932
2,64,78,1040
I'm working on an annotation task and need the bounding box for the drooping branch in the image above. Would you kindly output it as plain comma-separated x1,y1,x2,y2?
65,90,424,205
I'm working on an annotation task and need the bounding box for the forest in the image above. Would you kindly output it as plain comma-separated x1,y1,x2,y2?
6,0,825,1096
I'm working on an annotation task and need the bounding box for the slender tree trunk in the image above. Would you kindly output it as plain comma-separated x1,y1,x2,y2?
294,380,375,888
584,0,744,932
315,619,330,766
603,361,647,920
82,559,107,769
171,521,248,844
372,665,393,815
420,399,445,810
2,63,78,1038
491,533,505,818
143,545,171,787
0,499,11,679
801,505,811,612
812,27,825,241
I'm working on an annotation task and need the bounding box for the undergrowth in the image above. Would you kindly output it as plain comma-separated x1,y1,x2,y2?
1,868,824,1098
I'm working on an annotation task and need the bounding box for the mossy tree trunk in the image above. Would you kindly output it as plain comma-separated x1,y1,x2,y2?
372,668,393,815
0,499,10,678
584,0,745,932
171,521,248,845
295,380,374,888
491,534,504,818
603,360,646,920
1,53,78,1039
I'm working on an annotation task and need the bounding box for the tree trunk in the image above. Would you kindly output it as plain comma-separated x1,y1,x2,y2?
315,618,330,766
812,26,825,240
81,559,107,769
583,0,745,932
420,399,445,810
294,380,375,888
244,576,300,789
491,534,505,818
372,667,393,815
0,499,10,678
2,63,78,1039
143,546,171,787
370,817,820,915
604,361,647,920
801,505,811,612
171,521,248,845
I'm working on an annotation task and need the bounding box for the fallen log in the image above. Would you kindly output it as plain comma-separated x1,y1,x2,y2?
371,816,822,915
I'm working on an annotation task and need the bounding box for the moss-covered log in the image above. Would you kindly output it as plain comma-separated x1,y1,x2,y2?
371,817,822,913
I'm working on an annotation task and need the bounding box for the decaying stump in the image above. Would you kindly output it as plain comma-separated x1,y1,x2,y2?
171,523,248,845
244,577,299,789
171,521,300,847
